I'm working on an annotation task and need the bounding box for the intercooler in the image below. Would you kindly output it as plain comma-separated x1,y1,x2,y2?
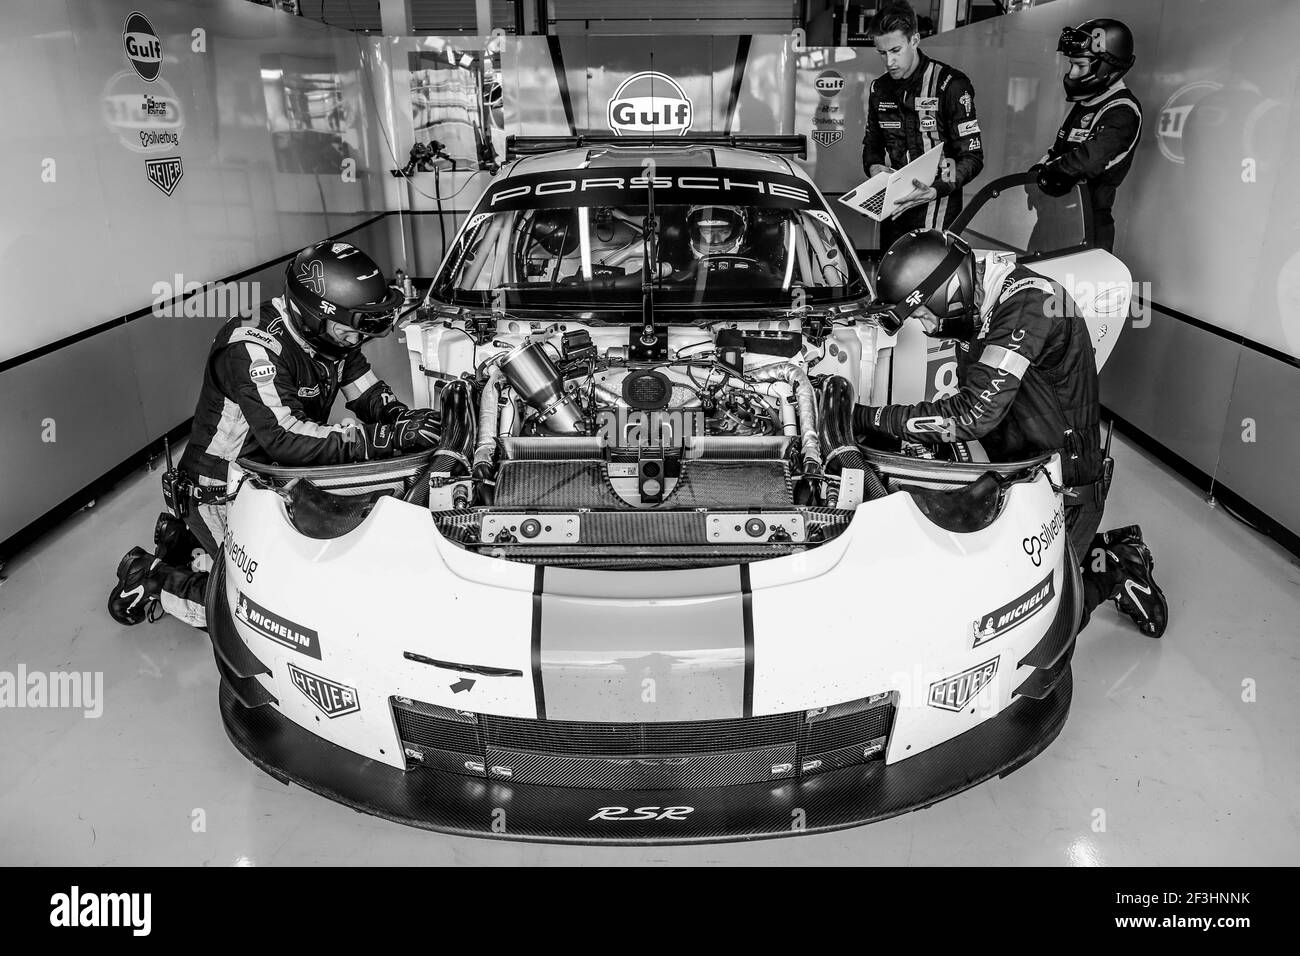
493,458,794,510
392,694,897,790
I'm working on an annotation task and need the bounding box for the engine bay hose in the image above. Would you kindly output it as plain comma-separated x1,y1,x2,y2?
750,363,822,475
819,375,887,503
431,379,476,477
473,364,506,479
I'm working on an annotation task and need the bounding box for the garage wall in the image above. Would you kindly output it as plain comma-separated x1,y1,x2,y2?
0,0,399,547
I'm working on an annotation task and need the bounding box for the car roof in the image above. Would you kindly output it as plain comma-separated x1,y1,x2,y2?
505,144,808,181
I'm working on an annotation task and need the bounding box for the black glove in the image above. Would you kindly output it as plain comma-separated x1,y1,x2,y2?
389,408,440,454
1034,161,1076,198
853,405,903,453
349,422,399,461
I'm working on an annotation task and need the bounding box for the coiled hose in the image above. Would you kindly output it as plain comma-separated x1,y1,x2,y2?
819,375,888,506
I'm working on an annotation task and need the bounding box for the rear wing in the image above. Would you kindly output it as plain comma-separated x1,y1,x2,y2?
505,134,807,161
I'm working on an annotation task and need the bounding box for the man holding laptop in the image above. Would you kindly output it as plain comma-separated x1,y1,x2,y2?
860,1,984,252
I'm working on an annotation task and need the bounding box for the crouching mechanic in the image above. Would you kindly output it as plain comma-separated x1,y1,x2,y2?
108,240,439,629
854,229,1167,636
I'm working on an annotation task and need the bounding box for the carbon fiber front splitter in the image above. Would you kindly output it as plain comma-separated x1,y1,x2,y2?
216,668,1072,845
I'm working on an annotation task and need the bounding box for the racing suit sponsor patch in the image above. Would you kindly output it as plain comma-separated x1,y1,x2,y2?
248,359,276,384
915,96,939,111
878,101,898,110
1001,276,1055,301
920,115,937,132
297,385,321,398
957,120,980,136
880,121,902,129
967,136,981,151
929,658,999,711
972,570,1055,646
959,90,973,115
287,662,359,717
1068,128,1090,142
229,326,282,354
235,590,321,658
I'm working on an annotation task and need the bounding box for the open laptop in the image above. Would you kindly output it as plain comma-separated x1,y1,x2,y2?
837,144,944,221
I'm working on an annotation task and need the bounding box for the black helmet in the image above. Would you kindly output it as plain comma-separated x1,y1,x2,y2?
686,204,748,257
1058,18,1135,102
871,229,978,339
284,241,403,360
530,208,579,256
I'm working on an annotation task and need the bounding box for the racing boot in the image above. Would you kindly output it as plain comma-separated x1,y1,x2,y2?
107,547,164,626
1103,525,1168,638
153,511,204,570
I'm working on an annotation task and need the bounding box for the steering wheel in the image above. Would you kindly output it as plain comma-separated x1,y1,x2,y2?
696,254,770,275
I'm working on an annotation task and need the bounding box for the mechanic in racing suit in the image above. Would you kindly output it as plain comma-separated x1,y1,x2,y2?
107,240,440,630
862,0,984,254
1031,18,1142,253
853,229,1167,636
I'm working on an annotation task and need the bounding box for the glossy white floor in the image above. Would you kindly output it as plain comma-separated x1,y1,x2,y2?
1,433,1297,866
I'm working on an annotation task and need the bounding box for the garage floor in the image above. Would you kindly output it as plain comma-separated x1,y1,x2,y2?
2,433,1297,866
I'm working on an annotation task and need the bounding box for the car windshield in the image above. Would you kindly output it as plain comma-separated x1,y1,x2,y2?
432,164,868,311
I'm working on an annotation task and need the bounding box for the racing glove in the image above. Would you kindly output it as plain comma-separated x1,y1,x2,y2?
1032,161,1076,198
348,410,440,461
852,405,903,453
389,407,440,453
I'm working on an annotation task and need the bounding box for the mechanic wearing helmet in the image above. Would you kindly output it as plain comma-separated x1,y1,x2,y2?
107,240,440,629
854,229,1167,637
1031,18,1142,253
862,1,984,253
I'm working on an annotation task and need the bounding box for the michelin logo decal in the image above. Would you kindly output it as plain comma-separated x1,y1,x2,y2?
973,571,1055,646
235,591,320,659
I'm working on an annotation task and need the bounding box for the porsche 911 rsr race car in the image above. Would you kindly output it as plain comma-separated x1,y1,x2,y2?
206,135,1131,843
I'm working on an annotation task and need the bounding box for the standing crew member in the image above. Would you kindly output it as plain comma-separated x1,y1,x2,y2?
1032,18,1142,253
855,229,1168,637
107,240,440,630
862,1,984,254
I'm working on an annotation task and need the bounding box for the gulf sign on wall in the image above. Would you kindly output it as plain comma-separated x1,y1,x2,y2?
607,72,693,136
503,35,795,136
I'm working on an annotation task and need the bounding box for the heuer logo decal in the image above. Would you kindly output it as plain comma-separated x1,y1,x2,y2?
235,591,321,659
145,156,183,196
286,662,359,718
1022,505,1065,567
608,71,693,136
929,658,999,712
815,70,844,96
973,570,1055,646
812,129,843,148
123,11,162,82
589,806,694,821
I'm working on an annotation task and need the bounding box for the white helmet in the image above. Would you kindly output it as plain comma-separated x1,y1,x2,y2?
686,205,748,257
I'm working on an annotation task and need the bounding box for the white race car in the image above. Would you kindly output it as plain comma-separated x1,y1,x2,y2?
208,135,1131,843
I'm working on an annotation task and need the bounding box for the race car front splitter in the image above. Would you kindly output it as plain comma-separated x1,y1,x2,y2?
216,665,1071,845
